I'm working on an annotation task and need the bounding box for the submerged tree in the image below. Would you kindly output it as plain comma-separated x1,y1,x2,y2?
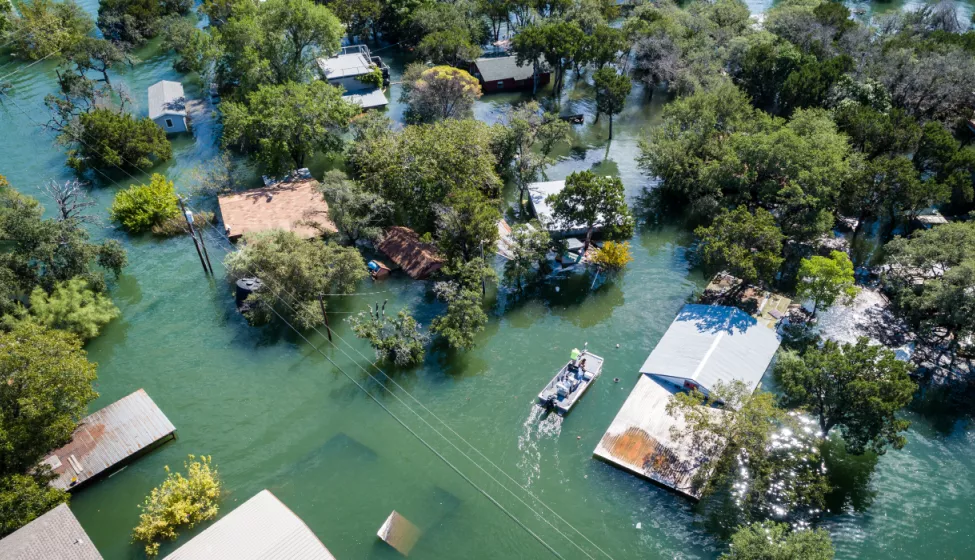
546,171,633,256
109,173,180,234
401,64,482,123
502,222,551,291
721,522,834,560
65,108,173,173
495,102,571,205
775,338,916,455
26,278,120,341
3,0,93,60
223,230,367,329
796,251,858,317
317,171,392,245
590,241,634,272
434,189,500,265
593,66,631,139
349,307,428,366
431,259,494,351
695,206,785,287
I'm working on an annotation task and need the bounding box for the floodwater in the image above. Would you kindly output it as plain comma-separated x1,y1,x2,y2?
1,1,974,558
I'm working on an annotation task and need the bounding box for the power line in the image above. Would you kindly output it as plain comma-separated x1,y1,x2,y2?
0,51,57,85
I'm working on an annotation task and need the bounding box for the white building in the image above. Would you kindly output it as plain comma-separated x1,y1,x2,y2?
316,45,389,109
148,80,188,134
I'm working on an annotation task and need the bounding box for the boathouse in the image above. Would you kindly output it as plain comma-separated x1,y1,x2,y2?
148,80,188,134
593,304,781,500
0,504,103,560
163,490,336,559
41,389,176,491
471,56,549,92
528,180,601,238
316,45,389,109
217,169,336,242
376,226,444,280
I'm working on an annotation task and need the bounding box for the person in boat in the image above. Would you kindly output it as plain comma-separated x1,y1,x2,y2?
579,358,587,372
569,348,581,371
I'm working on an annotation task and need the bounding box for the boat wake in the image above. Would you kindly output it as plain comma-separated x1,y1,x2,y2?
517,405,564,487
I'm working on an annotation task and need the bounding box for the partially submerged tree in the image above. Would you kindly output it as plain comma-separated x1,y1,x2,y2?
721,522,835,560
502,222,551,291
434,189,500,265
2,0,93,60
592,66,631,140
133,455,221,558
495,102,570,204
317,171,392,245
223,230,367,329
590,241,633,272
401,64,482,123
26,278,120,341
431,259,493,351
109,173,180,234
796,251,858,316
546,171,634,255
775,338,916,455
65,108,173,173
349,307,428,366
222,80,357,176
694,206,785,287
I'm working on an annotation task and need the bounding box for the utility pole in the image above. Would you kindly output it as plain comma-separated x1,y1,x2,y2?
182,198,214,275
317,293,333,342
177,196,209,276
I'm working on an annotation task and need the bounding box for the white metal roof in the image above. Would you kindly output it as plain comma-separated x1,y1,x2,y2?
343,89,388,108
0,504,103,560
527,179,602,234
639,304,781,394
474,56,536,82
163,490,335,560
148,80,186,120
317,52,373,80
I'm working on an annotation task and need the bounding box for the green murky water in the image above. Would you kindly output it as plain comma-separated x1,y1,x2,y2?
1,2,974,558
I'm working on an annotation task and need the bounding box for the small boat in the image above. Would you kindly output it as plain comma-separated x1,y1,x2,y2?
538,346,604,415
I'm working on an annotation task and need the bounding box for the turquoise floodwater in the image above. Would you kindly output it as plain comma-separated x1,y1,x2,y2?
1,1,974,558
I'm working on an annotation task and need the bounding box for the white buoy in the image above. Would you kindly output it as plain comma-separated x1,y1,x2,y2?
635,522,642,529
555,286,560,292
616,343,620,348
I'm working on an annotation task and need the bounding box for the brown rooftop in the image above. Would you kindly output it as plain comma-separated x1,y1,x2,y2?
218,178,336,241
375,226,444,280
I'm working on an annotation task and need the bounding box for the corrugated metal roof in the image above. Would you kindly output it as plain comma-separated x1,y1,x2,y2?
0,504,103,560
317,52,373,80
43,389,176,491
639,304,781,394
163,490,336,560
148,80,186,120
474,56,536,82
344,88,388,108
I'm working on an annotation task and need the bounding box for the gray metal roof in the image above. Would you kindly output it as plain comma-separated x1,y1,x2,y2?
317,52,373,80
639,304,781,394
163,490,336,560
148,80,186,120
0,504,103,560
42,389,176,490
474,56,536,82
343,89,388,108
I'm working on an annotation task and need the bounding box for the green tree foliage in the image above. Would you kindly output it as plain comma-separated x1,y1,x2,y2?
222,80,356,176
317,171,392,245
324,0,381,42
721,522,834,560
0,322,98,475
779,54,852,114
97,0,191,47
884,222,975,355
347,118,503,230
729,32,801,109
0,186,126,309
349,308,428,366
494,102,570,203
434,189,500,265
512,20,586,95
580,23,628,69
417,27,482,67
2,0,93,60
695,206,785,286
667,381,830,521
832,105,920,160
133,455,221,558
223,230,367,329
404,0,486,58
590,241,633,272
27,278,120,340
161,17,220,76
796,251,857,316
776,338,916,455
502,222,550,291
215,0,343,93
914,122,975,214
109,173,180,233
0,474,69,538
592,67,631,140
401,64,482,123
65,108,173,172
546,171,634,255
431,259,492,351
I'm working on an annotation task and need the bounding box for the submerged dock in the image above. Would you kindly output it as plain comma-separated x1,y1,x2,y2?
594,304,781,499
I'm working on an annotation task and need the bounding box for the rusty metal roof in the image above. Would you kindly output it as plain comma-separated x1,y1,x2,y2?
217,177,336,242
163,490,336,560
42,389,176,491
376,227,444,280
0,504,103,560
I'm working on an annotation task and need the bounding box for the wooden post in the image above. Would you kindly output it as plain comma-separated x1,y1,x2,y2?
177,197,209,275
318,293,332,342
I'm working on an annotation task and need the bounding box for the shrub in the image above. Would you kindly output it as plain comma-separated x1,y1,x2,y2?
590,241,634,271
132,455,221,558
349,308,428,366
359,64,384,89
67,108,172,172
28,278,120,341
110,174,180,233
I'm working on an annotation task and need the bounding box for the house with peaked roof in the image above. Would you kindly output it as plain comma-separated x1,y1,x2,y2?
148,80,188,134
471,55,550,93
0,504,102,560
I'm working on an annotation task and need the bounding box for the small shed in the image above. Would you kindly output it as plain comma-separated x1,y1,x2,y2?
0,504,103,560
217,171,336,241
638,304,781,398
376,227,444,280
376,511,420,556
148,80,188,134
471,56,550,93
41,389,176,491
163,490,336,560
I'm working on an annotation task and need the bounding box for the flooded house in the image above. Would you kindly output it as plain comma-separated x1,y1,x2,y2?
148,80,188,134
316,45,390,109
217,169,336,242
0,504,103,560
470,55,550,93
376,226,444,280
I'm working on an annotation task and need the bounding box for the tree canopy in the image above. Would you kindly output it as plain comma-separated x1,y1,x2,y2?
401,64,482,123
721,522,834,560
109,173,180,233
546,171,634,254
796,251,857,316
593,66,631,139
317,171,392,245
65,108,173,173
349,308,428,366
694,206,785,286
